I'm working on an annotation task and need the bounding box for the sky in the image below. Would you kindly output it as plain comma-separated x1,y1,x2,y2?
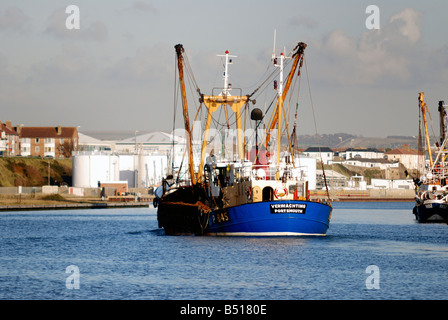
0,0,447,137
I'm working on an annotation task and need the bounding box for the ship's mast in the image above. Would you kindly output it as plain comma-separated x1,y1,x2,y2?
265,42,307,148
419,92,433,168
197,50,251,183
217,50,237,129
175,44,196,185
439,100,448,146
274,52,285,171
437,100,448,174
218,50,236,97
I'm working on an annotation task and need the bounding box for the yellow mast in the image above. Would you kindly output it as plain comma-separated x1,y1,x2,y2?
419,92,433,168
197,94,249,183
265,42,307,148
194,49,252,183
175,44,196,185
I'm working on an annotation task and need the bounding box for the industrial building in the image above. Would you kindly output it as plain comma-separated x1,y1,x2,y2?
72,151,168,189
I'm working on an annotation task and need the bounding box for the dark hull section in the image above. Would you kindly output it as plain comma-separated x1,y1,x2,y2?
157,201,211,235
156,186,212,235
413,202,448,223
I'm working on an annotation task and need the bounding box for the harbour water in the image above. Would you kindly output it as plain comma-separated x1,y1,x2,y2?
0,202,447,300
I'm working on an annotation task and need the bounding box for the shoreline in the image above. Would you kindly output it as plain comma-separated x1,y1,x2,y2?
0,198,414,212
325,197,414,202
0,201,151,212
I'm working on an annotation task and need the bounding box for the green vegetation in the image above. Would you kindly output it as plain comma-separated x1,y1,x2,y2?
328,163,355,177
0,157,72,187
40,193,67,201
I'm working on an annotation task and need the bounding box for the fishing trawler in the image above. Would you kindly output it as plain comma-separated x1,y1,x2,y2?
156,42,333,236
412,93,448,223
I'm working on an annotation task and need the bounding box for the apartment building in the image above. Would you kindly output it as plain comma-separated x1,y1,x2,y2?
19,125,79,158
384,145,424,171
0,120,19,156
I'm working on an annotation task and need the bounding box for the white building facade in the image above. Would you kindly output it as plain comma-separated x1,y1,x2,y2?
303,147,334,165
72,152,168,188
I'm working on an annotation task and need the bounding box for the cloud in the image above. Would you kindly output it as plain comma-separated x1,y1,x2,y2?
131,1,158,14
288,15,318,29
309,8,426,87
0,52,10,81
389,8,422,44
28,45,96,84
0,7,30,32
45,8,108,42
107,44,173,83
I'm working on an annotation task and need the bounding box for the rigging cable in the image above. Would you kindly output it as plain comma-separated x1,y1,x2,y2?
304,55,331,206
172,55,181,179
418,104,423,178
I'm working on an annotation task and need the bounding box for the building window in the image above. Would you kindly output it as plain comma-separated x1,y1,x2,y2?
35,146,40,153
35,138,40,143
60,138,64,144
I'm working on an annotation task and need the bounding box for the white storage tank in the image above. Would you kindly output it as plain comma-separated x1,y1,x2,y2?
118,154,136,188
118,153,168,188
137,154,168,187
72,152,120,188
73,152,169,188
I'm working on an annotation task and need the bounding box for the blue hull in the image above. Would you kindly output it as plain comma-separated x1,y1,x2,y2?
206,200,332,236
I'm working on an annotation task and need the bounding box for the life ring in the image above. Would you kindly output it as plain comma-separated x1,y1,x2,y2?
274,187,288,199
435,164,442,173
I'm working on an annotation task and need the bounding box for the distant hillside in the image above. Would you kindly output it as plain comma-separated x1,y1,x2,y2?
82,130,152,141
83,130,420,150
296,133,418,149
0,158,72,187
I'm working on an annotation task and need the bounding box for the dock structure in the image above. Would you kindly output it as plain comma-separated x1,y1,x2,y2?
0,200,152,212
310,189,415,202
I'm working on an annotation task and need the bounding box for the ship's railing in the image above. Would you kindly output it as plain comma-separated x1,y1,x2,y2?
168,161,308,188
229,162,306,182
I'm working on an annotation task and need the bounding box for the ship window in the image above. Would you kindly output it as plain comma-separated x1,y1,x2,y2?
262,187,274,202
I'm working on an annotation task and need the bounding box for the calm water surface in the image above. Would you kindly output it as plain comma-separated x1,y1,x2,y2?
0,202,447,300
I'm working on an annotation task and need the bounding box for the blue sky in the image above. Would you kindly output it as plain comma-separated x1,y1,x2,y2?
1,0,447,137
